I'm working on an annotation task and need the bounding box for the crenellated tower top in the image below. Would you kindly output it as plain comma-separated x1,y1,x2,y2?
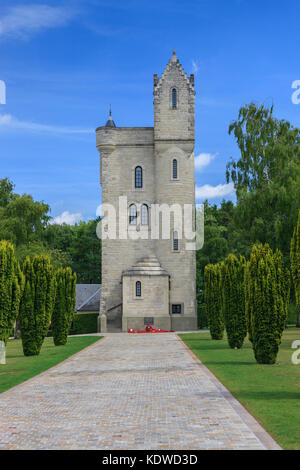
153,51,195,142
153,50,195,95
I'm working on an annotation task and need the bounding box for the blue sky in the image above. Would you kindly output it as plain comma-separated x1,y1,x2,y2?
0,0,299,224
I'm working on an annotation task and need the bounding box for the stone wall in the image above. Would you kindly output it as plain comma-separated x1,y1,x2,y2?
122,274,170,331
96,127,155,322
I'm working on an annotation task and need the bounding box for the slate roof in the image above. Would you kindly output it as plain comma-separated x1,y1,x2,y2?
76,284,101,312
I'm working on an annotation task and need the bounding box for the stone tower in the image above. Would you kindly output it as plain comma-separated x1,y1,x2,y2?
96,51,197,332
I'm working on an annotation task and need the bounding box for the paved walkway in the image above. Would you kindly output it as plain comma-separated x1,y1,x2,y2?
0,334,280,450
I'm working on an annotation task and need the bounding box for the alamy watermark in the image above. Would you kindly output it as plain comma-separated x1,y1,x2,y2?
0,80,6,104
96,197,204,251
291,80,300,104
291,340,300,364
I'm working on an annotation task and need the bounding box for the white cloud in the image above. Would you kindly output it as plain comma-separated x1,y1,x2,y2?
0,114,11,125
96,205,102,217
191,59,199,75
51,211,82,225
195,183,235,200
0,113,93,134
0,4,75,40
194,153,216,172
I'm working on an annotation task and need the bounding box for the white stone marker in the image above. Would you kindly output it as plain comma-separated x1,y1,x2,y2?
0,340,6,364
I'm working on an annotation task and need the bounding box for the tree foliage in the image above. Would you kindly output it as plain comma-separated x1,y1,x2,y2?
291,210,300,326
222,254,247,349
0,192,50,246
0,241,24,344
226,103,300,261
0,178,14,208
44,219,101,283
204,263,224,339
19,255,56,356
52,267,77,346
247,244,288,364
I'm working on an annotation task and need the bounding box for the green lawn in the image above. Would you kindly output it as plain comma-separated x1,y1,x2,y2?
0,335,101,394
180,328,300,450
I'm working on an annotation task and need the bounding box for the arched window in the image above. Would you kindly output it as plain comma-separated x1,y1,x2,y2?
173,231,179,251
136,281,141,297
141,204,149,225
129,204,137,225
172,88,177,108
172,159,178,179
135,166,143,188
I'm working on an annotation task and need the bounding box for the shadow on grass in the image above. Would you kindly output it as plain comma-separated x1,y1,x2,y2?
233,390,300,401
190,345,254,352
203,360,257,366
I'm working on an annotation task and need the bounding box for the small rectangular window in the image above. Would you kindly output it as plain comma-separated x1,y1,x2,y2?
173,231,179,251
172,304,181,314
136,281,141,297
172,159,178,179
172,88,177,108
135,166,143,188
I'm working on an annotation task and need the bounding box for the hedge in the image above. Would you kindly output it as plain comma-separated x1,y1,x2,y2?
48,312,98,336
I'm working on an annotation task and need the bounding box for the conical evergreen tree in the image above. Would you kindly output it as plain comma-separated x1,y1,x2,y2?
204,263,224,340
222,254,247,349
19,255,55,356
291,210,300,327
52,267,76,346
248,244,287,364
0,241,24,363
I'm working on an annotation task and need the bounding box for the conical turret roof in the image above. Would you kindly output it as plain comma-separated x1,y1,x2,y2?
105,106,116,127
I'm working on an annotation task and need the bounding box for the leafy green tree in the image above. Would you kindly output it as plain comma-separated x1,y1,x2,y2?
0,241,24,363
222,254,247,349
44,219,101,283
0,194,50,246
19,255,56,356
196,200,251,328
248,244,287,364
69,219,101,283
226,103,300,261
291,210,300,327
16,241,70,270
204,263,224,339
43,223,76,253
0,178,14,208
52,267,77,346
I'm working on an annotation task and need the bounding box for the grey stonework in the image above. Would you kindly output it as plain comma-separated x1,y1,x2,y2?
96,51,197,332
0,334,280,449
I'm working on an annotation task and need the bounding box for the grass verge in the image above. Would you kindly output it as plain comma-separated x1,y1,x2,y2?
0,335,101,394
180,328,300,450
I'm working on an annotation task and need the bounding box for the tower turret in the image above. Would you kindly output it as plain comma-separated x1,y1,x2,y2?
153,50,195,141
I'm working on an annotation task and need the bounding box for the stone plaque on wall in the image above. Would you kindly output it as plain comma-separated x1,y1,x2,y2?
144,317,154,325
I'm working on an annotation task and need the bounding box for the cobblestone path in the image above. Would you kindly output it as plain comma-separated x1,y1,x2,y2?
0,334,280,449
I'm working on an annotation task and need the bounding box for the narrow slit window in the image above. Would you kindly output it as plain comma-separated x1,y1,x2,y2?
173,231,179,251
172,159,178,179
129,204,137,225
141,204,149,225
172,88,177,108
136,281,141,297
135,166,143,188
